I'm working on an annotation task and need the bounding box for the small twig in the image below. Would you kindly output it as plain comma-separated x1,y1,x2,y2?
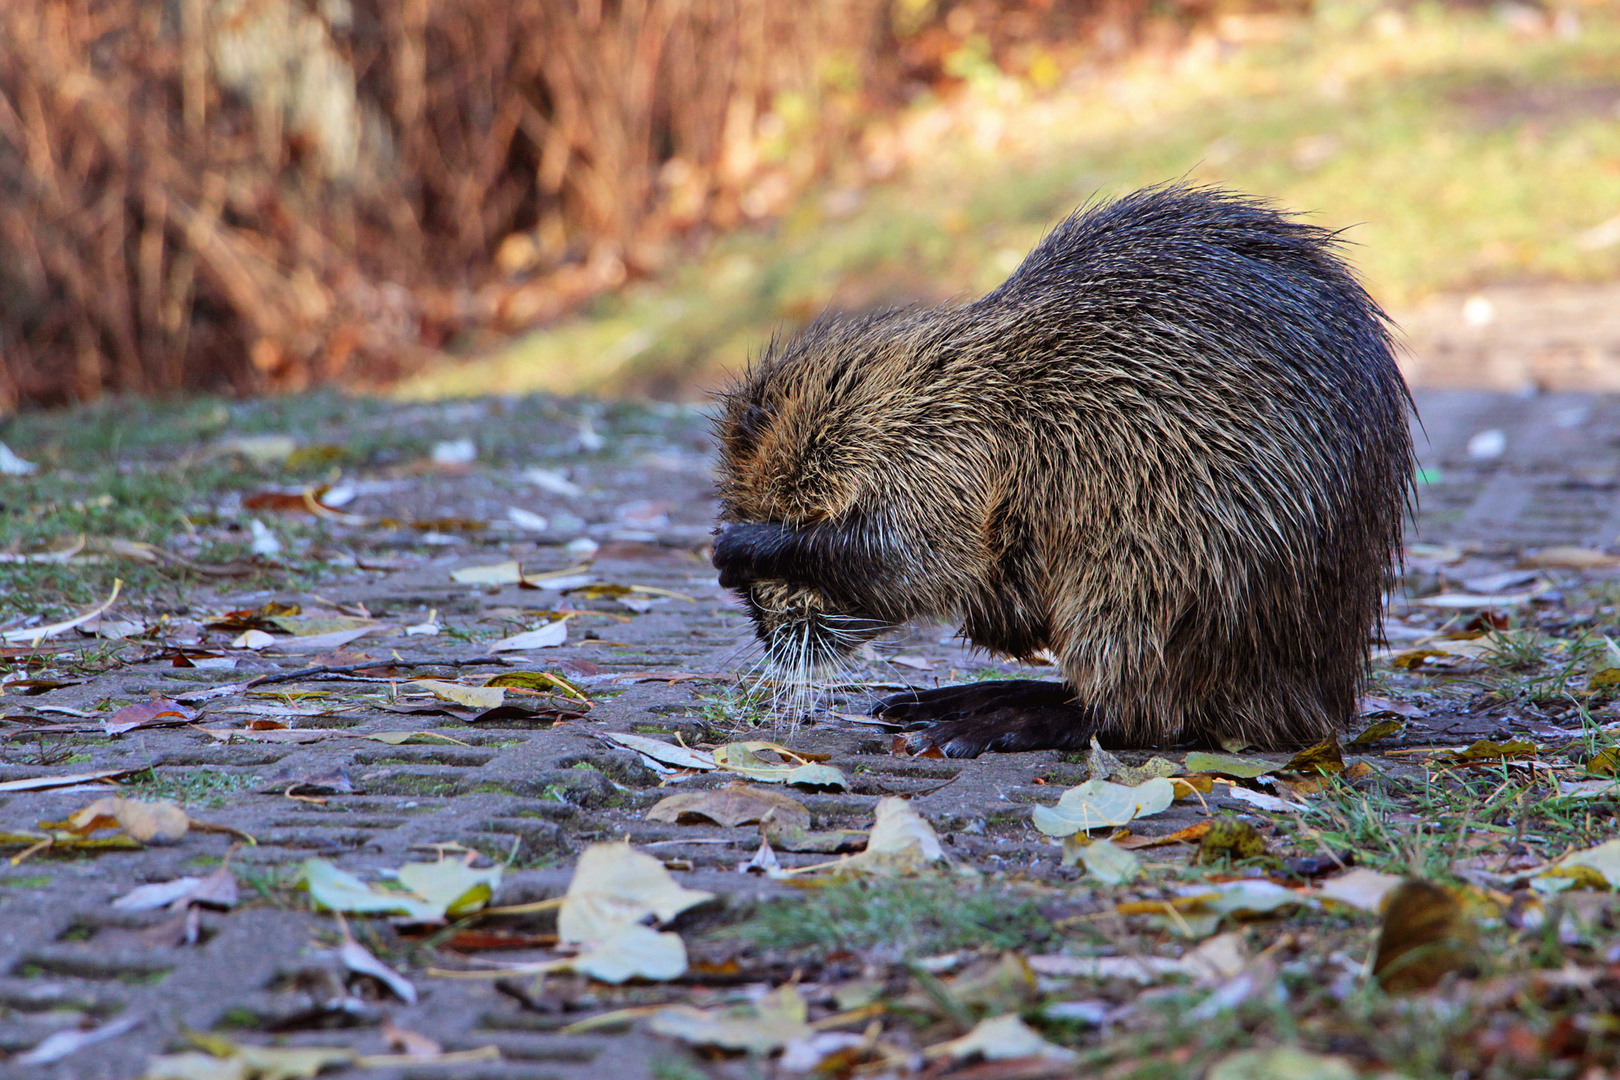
242,655,510,690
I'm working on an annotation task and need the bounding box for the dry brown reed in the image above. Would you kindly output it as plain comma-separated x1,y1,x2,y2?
0,0,1176,409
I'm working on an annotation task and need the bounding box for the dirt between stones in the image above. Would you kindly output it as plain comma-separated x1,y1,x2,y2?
1,386,1619,1079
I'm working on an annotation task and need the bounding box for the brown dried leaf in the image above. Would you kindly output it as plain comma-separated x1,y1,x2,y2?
1116,821,1213,849
1445,738,1539,763
645,782,811,829
1282,734,1345,775
66,796,189,843
102,697,195,736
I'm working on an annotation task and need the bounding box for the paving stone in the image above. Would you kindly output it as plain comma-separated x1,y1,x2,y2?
3,388,1620,1077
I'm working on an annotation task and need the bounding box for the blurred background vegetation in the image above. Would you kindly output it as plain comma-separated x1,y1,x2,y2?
2,0,1617,410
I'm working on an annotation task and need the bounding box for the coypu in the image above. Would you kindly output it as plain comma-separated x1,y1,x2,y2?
710,184,1415,757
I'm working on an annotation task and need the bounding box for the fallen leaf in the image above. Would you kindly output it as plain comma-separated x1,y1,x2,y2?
404,614,440,636
1182,752,1283,779
1358,696,1421,719
265,626,386,655
267,614,372,637
339,937,417,1003
490,621,568,651
113,876,210,911
195,727,346,745
1538,838,1620,889
1064,836,1142,884
1410,591,1536,610
569,921,689,982
1201,879,1304,918
1318,868,1404,913
0,831,140,854
854,796,944,868
1221,785,1309,814
712,742,848,789
1027,953,1187,983
103,698,195,736
395,860,501,916
365,731,471,747
113,866,237,911
556,841,714,946
0,537,81,563
1591,668,1620,691
1586,635,1620,691
507,507,549,532
739,837,782,874
1281,734,1344,775
1445,738,1539,763
646,783,811,829
0,441,38,475
0,769,135,793
760,821,868,853
1376,637,1496,668
1207,1047,1358,1080
301,858,445,921
924,1013,1078,1063
485,670,589,700
1031,777,1176,836
16,1014,143,1066
1349,718,1405,746
1,579,123,643
1181,932,1250,982
651,985,813,1052
451,561,524,585
1554,777,1620,800
210,433,298,465
432,438,477,465
411,678,506,710
1117,821,1212,849
143,1044,356,1080
1372,880,1477,992
1519,545,1620,570
786,797,945,877
597,731,716,770
67,796,189,843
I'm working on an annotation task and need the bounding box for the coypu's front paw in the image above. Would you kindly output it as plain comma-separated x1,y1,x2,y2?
873,680,1094,757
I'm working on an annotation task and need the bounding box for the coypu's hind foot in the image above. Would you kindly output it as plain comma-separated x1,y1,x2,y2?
873,680,1095,758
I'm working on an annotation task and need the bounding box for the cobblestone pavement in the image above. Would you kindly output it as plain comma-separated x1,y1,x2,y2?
3,387,1620,1079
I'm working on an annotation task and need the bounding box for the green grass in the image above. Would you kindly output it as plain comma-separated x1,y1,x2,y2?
728,878,1055,959
1279,765,1612,879
0,875,53,889
121,767,261,809
399,1,1620,402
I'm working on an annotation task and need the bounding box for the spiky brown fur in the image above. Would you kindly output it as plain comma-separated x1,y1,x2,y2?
711,184,1415,753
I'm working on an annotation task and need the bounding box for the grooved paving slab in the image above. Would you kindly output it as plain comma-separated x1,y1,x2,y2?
2,389,1619,1078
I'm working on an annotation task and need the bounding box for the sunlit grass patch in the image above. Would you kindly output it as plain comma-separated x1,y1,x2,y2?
726,878,1055,959
403,2,1620,401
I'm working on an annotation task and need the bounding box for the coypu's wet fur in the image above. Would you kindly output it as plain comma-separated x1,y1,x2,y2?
711,184,1415,757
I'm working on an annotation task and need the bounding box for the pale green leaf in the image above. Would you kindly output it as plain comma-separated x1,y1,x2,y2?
301,858,443,921
1182,752,1283,779
569,922,688,983
396,861,502,916
1031,777,1176,836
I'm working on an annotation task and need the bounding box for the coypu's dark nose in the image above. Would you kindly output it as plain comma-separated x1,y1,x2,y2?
711,521,793,589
